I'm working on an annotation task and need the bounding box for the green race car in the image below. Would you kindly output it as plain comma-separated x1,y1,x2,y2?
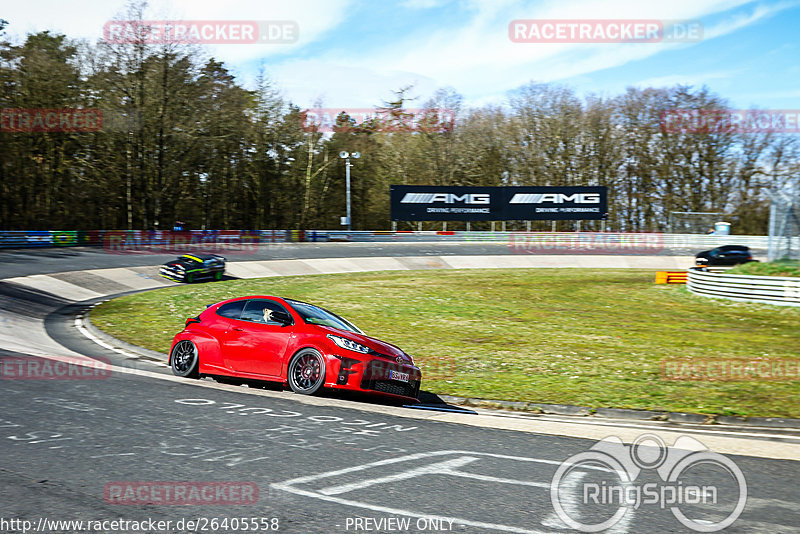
159,254,226,283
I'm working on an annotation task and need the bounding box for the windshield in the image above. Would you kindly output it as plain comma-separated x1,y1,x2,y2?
285,299,363,334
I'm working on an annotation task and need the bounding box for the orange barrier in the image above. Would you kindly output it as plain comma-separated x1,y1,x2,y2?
655,271,688,284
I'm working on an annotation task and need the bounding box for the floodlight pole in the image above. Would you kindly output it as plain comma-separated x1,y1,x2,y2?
345,158,352,231
199,174,208,230
339,151,360,231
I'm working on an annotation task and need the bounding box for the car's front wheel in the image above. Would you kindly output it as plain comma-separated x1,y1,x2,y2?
287,349,326,395
171,340,199,378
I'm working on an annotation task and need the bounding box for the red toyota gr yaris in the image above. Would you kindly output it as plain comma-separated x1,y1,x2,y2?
169,296,421,401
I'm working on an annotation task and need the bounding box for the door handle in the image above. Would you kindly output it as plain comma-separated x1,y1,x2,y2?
232,327,244,331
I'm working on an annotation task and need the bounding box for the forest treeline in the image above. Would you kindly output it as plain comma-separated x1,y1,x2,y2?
1,13,797,233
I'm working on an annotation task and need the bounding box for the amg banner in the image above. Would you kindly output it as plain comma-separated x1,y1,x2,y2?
390,186,608,221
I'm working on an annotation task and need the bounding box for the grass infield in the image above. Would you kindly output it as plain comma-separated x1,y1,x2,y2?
91,269,800,418
728,259,800,278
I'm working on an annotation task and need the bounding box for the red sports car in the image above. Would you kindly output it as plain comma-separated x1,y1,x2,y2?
168,296,421,401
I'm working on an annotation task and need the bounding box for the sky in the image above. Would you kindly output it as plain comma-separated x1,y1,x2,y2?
3,0,799,111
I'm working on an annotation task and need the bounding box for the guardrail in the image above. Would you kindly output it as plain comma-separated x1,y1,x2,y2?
0,229,771,251
687,268,800,307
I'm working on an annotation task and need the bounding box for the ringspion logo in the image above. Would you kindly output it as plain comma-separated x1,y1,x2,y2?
551,434,746,531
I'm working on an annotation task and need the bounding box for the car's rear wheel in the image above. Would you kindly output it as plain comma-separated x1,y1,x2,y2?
171,340,199,378
287,349,326,395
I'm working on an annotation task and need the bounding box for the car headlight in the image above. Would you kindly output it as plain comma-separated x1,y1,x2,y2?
327,334,371,354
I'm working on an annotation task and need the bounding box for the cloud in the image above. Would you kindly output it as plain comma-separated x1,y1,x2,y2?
165,0,354,62
400,0,449,8
3,0,353,64
268,58,442,108
701,0,799,39
264,0,791,107
3,0,120,43
3,0,794,110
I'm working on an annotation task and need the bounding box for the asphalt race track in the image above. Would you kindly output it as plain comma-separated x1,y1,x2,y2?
0,242,524,279
0,239,716,279
1,243,798,534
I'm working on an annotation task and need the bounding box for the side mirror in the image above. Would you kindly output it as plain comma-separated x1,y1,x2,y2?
271,311,292,326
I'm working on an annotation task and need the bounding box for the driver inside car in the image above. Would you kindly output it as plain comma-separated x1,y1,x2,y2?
262,308,273,323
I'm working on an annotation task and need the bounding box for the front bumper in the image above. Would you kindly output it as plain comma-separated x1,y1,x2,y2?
159,267,186,281
360,360,421,399
329,355,421,400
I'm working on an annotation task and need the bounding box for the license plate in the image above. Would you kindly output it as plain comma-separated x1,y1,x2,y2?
389,370,410,383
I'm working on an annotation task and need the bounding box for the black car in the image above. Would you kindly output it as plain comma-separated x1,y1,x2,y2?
695,245,757,266
159,254,226,283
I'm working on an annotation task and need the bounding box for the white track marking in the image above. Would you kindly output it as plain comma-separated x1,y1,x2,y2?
443,470,551,489
485,411,800,442
320,456,480,495
273,451,561,534
74,314,168,367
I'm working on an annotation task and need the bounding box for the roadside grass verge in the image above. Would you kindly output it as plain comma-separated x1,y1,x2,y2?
728,259,800,278
91,269,800,418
